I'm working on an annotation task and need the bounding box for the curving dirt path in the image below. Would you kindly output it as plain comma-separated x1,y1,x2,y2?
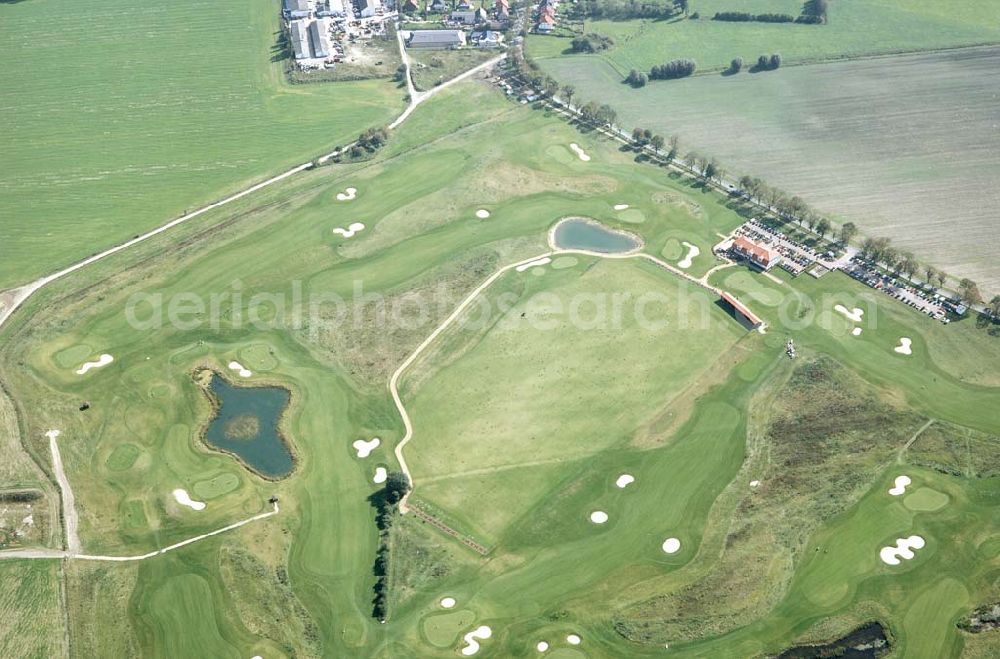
45,430,80,554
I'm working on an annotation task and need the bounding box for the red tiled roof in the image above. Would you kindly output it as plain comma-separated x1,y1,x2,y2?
733,235,778,265
721,291,763,327
539,13,555,23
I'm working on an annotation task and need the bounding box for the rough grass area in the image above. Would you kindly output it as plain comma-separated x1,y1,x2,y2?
529,0,1000,72
0,560,66,658
65,561,138,657
387,514,458,614
615,356,923,644
409,48,496,91
218,545,321,656
0,0,402,289
539,48,1000,292
905,422,1000,479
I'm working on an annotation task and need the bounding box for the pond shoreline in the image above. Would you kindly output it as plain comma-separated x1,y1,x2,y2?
192,366,299,482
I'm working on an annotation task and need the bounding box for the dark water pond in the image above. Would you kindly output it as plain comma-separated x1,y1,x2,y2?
203,373,294,479
552,218,640,253
778,622,891,659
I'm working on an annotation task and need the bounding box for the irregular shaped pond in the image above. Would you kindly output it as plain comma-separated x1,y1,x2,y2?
201,372,294,479
551,218,641,254
778,622,891,659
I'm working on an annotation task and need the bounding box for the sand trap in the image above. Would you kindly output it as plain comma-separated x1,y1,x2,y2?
45,429,61,440
750,480,760,488
228,361,252,378
536,641,549,652
336,187,357,201
678,241,700,269
834,305,864,322
373,467,387,484
75,354,114,374
879,535,926,565
476,209,491,219
614,204,630,211
615,474,635,488
852,327,863,336
567,634,582,645
353,438,380,459
333,222,365,238
590,511,608,524
662,537,681,554
569,143,591,162
440,597,456,609
173,489,206,511
888,475,911,496
461,625,492,655
516,257,552,272
894,337,913,355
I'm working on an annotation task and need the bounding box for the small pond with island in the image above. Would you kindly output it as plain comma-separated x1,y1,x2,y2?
199,371,295,479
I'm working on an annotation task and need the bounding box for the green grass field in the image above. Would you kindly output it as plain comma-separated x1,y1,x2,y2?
0,77,997,657
0,0,403,290
529,0,1000,73
539,47,1000,293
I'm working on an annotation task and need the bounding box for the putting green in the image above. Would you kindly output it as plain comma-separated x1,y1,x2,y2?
421,609,475,648
551,256,578,269
661,238,682,261
53,344,93,369
106,444,141,472
903,487,950,512
723,271,784,307
238,343,279,371
618,208,646,224
193,473,241,499
546,144,573,165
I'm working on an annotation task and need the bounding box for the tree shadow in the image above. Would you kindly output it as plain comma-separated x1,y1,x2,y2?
271,30,290,63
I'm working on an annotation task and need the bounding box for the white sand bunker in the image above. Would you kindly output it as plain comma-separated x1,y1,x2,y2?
879,535,925,565
569,143,591,162
614,204,630,211
75,354,114,374
45,429,61,440
590,511,608,524
333,222,365,238
750,480,760,488
353,438,380,458
475,209,491,219
536,641,549,652
662,537,681,554
228,361,252,377
852,327,863,336
461,625,492,656
373,467,387,484
894,337,913,355
516,257,552,272
888,475,911,496
336,187,357,201
615,474,635,488
440,596,456,609
678,241,700,269
834,305,864,322
173,489,206,511
567,634,582,645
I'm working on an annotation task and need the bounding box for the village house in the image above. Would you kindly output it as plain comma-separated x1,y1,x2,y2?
451,7,489,24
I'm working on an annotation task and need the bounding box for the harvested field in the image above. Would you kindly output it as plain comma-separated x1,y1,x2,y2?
541,48,1000,292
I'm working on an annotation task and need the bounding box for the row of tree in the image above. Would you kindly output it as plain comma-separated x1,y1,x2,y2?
649,58,697,80
575,0,687,21
369,471,411,622
713,11,797,23
508,56,996,315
